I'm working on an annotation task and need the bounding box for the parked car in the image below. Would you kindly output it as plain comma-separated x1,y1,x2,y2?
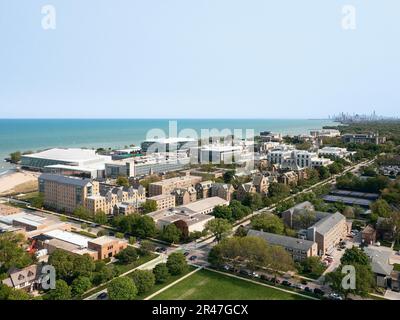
251,272,260,278
282,280,291,287
328,293,344,300
304,287,312,292
239,269,251,276
189,255,197,261
294,284,305,290
183,251,190,256
97,292,108,300
313,288,324,295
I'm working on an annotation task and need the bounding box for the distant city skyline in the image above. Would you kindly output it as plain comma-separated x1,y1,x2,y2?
1,1,400,118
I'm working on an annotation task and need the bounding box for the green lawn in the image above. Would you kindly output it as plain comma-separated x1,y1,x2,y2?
136,265,197,300
152,269,310,300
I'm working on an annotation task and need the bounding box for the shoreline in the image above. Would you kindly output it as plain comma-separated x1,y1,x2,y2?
0,169,39,196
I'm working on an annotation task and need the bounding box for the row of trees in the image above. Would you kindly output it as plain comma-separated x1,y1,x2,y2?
107,252,189,300
208,236,295,278
324,247,375,297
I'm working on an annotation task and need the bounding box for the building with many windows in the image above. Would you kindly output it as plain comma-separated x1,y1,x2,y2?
248,229,318,261
148,175,202,197
39,174,145,215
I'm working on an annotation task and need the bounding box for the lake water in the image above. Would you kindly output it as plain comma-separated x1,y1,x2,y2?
0,118,337,173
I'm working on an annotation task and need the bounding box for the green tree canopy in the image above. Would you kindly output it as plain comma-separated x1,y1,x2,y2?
131,270,155,295
0,233,34,273
205,218,232,242
250,213,284,234
141,200,158,213
161,224,182,244
116,176,129,187
153,263,170,284
45,280,72,300
107,277,137,300
166,252,188,276
71,276,92,297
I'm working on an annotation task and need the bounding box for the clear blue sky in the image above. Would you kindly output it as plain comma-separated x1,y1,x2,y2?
0,1,399,118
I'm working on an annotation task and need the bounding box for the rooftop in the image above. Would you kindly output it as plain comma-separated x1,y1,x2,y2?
180,197,228,212
44,229,92,248
89,236,123,246
310,212,345,236
39,173,93,187
248,229,316,251
22,148,109,162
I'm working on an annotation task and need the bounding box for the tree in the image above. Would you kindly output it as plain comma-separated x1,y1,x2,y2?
31,193,44,208
131,270,155,295
265,244,295,280
299,257,326,277
205,218,232,242
292,210,317,229
73,206,91,220
72,254,95,278
208,236,294,276
250,213,284,234
9,151,22,163
166,252,188,276
230,200,252,221
97,230,107,237
107,277,137,300
153,263,170,284
268,183,290,198
242,193,263,210
48,250,75,281
115,247,138,264
94,210,108,225
213,205,233,221
116,176,129,187
140,240,155,254
325,263,374,297
0,284,12,300
45,280,72,300
161,224,182,244
141,200,158,213
7,289,31,300
71,276,92,297
318,166,331,180
370,199,392,218
328,162,343,175
223,170,235,184
0,233,33,273
340,247,370,266
113,215,157,238
92,263,113,286
342,206,355,219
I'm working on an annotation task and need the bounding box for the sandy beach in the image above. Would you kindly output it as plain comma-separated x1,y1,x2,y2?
0,170,39,196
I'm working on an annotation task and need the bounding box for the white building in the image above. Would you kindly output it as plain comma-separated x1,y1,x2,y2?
310,129,341,138
318,147,351,159
147,197,228,233
21,148,111,174
105,153,191,178
268,149,332,169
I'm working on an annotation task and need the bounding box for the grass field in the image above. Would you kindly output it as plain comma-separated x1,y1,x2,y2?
152,269,310,300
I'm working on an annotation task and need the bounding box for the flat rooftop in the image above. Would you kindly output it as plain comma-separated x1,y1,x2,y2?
22,148,109,162
44,229,92,248
322,195,373,207
248,229,316,251
180,197,228,212
88,236,123,246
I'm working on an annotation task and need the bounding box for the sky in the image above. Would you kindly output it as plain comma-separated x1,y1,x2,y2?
0,0,399,119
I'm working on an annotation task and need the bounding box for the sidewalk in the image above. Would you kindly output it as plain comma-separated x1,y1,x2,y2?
144,266,203,300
